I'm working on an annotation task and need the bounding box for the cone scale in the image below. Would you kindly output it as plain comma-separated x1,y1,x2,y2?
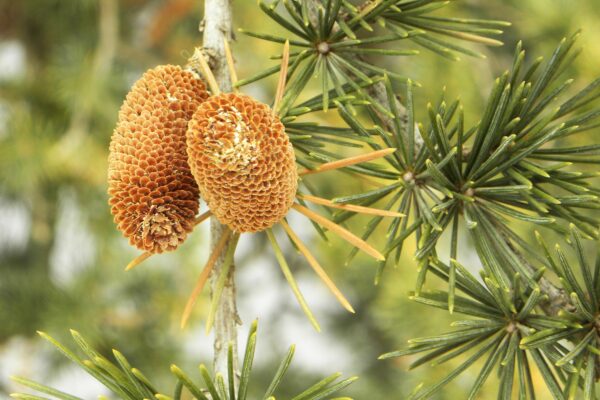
108,65,209,253
186,93,298,233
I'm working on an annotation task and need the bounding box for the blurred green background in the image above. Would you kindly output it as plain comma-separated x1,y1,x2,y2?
1,0,599,398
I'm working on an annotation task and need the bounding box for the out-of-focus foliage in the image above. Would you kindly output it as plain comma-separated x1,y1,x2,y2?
1,0,600,399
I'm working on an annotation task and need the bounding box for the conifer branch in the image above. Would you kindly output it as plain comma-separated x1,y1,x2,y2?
202,0,241,390
309,0,571,318
306,0,423,150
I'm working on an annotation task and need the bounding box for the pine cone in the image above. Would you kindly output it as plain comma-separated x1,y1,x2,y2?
186,93,297,233
108,65,209,253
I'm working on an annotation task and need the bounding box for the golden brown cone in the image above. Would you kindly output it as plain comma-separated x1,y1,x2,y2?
108,65,209,253
186,93,297,232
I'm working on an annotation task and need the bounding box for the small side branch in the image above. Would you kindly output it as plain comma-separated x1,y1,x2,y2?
306,0,423,151
502,232,572,316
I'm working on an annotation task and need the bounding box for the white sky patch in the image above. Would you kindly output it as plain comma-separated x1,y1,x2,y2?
2,335,108,397
434,217,484,277
49,189,96,287
235,215,356,374
0,198,30,254
0,40,26,81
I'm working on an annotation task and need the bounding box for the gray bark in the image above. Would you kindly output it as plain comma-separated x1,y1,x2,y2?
202,0,240,387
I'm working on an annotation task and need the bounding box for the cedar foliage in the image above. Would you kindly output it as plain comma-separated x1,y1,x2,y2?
4,0,600,399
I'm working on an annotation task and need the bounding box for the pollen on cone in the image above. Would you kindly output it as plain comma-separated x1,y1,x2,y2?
186,93,298,233
108,65,209,253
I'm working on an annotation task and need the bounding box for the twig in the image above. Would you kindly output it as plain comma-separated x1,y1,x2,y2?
501,231,572,316
202,0,241,390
